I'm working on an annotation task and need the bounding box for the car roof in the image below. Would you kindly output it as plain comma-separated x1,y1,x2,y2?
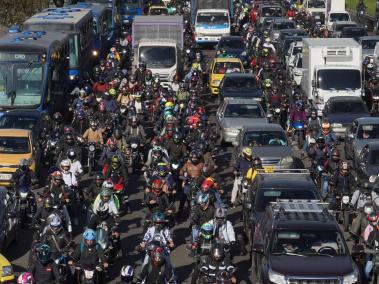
333,21,357,26
327,96,364,103
359,35,379,41
342,26,365,30
242,123,284,131
1,110,42,118
224,98,261,105
272,18,293,23
223,73,254,79
0,129,31,137
355,117,379,124
213,57,243,63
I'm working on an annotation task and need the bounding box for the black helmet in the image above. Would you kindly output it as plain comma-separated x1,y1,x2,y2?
362,181,372,194
211,243,225,261
44,197,55,210
253,157,263,169
173,132,181,143
66,134,74,145
114,128,123,139
190,150,201,164
67,148,76,161
53,112,62,123
316,137,325,148
331,149,340,162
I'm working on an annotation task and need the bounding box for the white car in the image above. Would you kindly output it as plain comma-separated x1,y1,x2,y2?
289,53,303,85
286,41,302,70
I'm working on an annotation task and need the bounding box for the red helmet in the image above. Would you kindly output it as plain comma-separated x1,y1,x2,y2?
201,179,214,192
107,137,116,146
152,179,163,195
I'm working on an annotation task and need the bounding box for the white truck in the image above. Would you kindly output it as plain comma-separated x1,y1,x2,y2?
132,15,183,87
300,38,362,115
325,0,351,31
303,0,326,24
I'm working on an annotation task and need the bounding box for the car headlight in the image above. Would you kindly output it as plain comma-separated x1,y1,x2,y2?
343,268,358,284
223,128,239,134
212,80,221,86
331,123,343,128
2,265,13,277
268,269,286,284
280,156,293,166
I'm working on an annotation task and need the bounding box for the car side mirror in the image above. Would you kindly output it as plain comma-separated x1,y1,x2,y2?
348,133,354,139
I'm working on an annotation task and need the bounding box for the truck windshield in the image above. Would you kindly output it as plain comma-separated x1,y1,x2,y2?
362,39,379,49
0,63,43,108
317,69,360,91
330,13,350,22
308,0,325,8
139,46,176,68
197,12,229,26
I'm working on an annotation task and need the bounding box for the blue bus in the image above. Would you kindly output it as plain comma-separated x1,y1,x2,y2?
23,7,94,80
120,0,143,24
0,31,70,113
68,2,112,58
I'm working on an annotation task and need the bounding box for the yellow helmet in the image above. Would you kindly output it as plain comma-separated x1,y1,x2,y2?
109,88,117,97
242,147,252,161
165,101,174,108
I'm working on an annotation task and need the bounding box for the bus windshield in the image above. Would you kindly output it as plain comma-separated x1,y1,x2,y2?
0,63,43,108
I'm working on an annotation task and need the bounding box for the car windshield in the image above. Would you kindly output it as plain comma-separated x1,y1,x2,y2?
362,39,379,49
0,136,30,154
149,7,168,15
335,24,356,31
342,28,367,38
139,46,176,68
223,77,259,91
308,0,325,8
330,13,350,22
296,57,302,68
292,46,302,56
243,130,288,147
357,124,379,139
197,12,229,25
0,116,38,130
213,62,242,74
274,22,295,30
0,61,43,108
224,104,264,118
271,230,347,256
261,7,282,17
330,101,366,113
218,38,244,49
317,69,360,90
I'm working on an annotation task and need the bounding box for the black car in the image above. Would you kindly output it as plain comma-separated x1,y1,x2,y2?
0,110,45,138
251,200,358,284
323,96,370,138
216,36,248,66
0,188,18,251
355,141,379,181
244,169,320,245
219,73,263,102
340,26,368,41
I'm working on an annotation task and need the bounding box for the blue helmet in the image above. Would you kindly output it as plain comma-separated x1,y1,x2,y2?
38,244,51,264
200,222,214,240
197,193,209,206
152,211,166,223
83,228,96,241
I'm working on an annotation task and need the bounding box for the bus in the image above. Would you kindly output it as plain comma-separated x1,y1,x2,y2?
0,31,70,113
69,2,113,58
23,7,94,80
120,0,143,24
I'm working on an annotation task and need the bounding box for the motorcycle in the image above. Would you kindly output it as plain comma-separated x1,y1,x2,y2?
125,138,144,174
96,221,115,262
291,121,305,148
43,136,61,167
75,265,103,284
87,142,99,176
334,194,353,232
17,186,35,228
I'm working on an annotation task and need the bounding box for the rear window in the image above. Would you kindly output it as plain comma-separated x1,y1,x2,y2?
213,62,242,74
255,188,318,212
273,22,295,30
330,101,366,113
223,76,259,89
0,116,37,130
335,24,356,31
342,28,367,38
224,104,264,118
261,6,282,17
243,130,288,146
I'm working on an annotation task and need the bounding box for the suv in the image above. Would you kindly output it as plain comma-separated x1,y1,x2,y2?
251,200,359,284
243,169,320,245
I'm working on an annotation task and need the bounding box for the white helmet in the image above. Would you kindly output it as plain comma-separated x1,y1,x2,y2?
60,159,71,168
265,37,271,43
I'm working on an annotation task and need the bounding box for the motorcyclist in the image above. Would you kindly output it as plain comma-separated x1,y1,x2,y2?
124,116,147,145
144,146,170,174
268,85,282,109
69,229,108,275
103,91,119,113
107,46,121,62
231,147,253,207
92,75,109,94
318,121,338,146
209,208,235,258
307,108,321,130
100,137,125,167
83,173,104,214
12,158,37,198
262,37,276,54
191,193,216,244
176,82,190,104
104,155,127,200
144,179,171,220
328,161,356,201
166,132,187,164
82,120,104,145
58,134,82,163
60,159,78,188
28,244,62,283
321,149,341,199
114,128,128,153
135,62,149,84
66,148,83,178
117,86,134,109
289,100,307,127
245,157,263,185
307,136,328,166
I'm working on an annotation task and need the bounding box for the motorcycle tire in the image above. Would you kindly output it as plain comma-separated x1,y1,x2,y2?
343,210,350,232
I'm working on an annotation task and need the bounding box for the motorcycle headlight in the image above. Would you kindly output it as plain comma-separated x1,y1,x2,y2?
131,143,138,149
342,196,350,204
343,268,358,284
331,123,343,128
172,164,179,170
89,145,95,152
92,50,98,57
268,269,286,284
280,156,293,166
20,192,28,199
241,51,247,56
274,108,281,114
1,265,12,277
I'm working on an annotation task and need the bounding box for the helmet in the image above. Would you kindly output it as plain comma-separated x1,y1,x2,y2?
17,272,34,284
310,108,317,117
340,161,349,176
43,197,54,210
214,207,227,225
111,155,121,168
211,243,225,261
37,244,51,264
60,159,71,170
53,112,62,123
197,193,209,208
19,158,29,171
242,146,253,161
67,148,76,161
152,179,163,195
322,122,330,134
83,228,96,241
190,150,201,164
316,137,325,148
157,162,168,177
293,92,301,101
51,170,63,181
367,213,379,223
295,100,304,110
165,101,174,109
253,157,263,168
152,247,165,267
152,211,166,224
114,128,123,139
101,180,114,193
262,48,269,57
201,179,214,192
109,88,117,98
96,201,109,219
173,132,181,143
152,146,163,159
120,265,134,282
90,120,98,128
49,215,62,234
331,149,340,162
95,173,105,185
107,137,117,147
200,222,214,240
362,181,372,193
139,61,146,70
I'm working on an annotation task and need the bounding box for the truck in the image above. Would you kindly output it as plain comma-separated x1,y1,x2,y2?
191,0,233,44
325,0,351,31
302,0,326,24
300,38,362,115
132,15,183,87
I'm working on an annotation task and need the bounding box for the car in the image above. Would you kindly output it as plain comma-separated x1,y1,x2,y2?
251,200,358,284
279,35,308,62
244,169,320,245
288,53,303,85
236,124,294,168
358,35,379,57
344,117,379,161
0,129,39,187
0,110,45,138
355,141,379,181
216,98,267,145
0,188,18,252
218,73,263,101
340,26,368,41
326,11,351,31
322,96,370,138
268,18,296,42
331,21,357,38
216,36,248,66
257,4,283,25
278,28,307,45
0,253,14,282
208,57,244,96
285,40,302,69
260,16,281,32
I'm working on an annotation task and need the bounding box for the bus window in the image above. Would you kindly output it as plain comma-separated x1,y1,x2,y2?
92,18,98,34
15,65,43,106
101,15,107,36
69,34,80,68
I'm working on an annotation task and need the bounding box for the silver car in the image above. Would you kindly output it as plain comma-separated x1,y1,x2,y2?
268,18,296,42
216,98,267,145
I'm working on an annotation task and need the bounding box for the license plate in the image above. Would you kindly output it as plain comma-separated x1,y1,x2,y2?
264,166,274,173
0,174,12,180
84,270,94,278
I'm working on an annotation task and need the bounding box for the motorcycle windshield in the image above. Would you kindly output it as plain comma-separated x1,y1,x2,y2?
292,121,304,129
96,228,108,250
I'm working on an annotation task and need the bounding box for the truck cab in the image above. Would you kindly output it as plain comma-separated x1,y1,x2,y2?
195,9,230,44
303,0,326,23
326,11,351,31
